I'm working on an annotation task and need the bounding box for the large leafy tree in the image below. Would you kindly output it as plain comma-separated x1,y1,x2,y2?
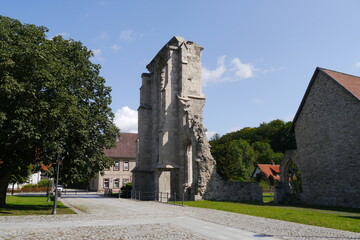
211,119,296,153
252,141,284,164
0,16,119,206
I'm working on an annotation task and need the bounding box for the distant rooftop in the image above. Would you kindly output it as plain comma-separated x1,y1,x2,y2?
103,133,138,158
256,164,280,181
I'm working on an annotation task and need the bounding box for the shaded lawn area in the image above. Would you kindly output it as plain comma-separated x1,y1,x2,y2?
0,195,75,216
183,200,360,233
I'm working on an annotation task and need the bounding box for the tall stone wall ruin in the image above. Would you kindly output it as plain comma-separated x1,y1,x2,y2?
132,36,262,202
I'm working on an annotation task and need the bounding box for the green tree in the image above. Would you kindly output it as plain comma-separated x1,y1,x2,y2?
0,16,119,206
252,141,284,164
211,140,255,181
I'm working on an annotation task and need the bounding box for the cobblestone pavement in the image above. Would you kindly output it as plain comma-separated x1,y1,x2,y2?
0,194,359,240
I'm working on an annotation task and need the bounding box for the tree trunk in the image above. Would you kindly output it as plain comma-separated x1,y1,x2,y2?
0,168,11,207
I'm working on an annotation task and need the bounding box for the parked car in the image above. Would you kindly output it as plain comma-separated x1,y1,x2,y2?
54,185,64,192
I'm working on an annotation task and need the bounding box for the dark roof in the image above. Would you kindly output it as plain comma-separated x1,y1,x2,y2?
103,133,138,158
291,67,360,131
256,164,280,180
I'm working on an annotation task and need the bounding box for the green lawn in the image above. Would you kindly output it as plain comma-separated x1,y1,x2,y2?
183,200,360,233
263,192,274,203
0,195,75,216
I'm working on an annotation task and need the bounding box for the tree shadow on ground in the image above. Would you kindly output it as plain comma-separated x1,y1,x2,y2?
0,203,67,214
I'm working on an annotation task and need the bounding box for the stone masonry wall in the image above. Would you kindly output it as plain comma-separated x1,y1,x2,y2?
294,70,360,208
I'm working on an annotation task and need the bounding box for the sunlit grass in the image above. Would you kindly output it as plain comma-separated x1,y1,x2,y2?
263,192,274,203
182,200,360,233
0,195,75,216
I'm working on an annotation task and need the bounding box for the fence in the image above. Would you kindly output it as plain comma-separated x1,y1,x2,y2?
62,189,89,195
130,191,185,206
7,187,49,193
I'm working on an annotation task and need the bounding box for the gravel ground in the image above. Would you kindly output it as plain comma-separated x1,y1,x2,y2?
0,194,359,240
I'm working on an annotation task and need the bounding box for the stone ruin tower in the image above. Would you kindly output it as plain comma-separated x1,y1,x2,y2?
132,36,215,200
132,36,262,201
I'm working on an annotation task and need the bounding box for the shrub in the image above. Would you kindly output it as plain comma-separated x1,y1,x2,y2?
121,182,132,191
22,184,37,188
259,179,270,190
37,179,52,187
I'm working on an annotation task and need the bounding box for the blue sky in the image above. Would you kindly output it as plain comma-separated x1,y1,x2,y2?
2,1,360,137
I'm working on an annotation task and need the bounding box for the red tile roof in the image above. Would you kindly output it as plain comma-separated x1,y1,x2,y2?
322,68,360,100
257,164,280,180
103,133,138,158
40,163,51,171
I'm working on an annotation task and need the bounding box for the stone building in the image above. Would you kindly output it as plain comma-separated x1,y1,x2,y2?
132,36,261,201
277,67,360,208
90,133,137,192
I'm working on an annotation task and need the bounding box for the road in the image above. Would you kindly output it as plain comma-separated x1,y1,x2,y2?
0,193,359,240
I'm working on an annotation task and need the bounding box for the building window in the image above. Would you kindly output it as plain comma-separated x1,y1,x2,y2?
124,161,129,171
114,160,120,171
103,179,109,188
123,178,129,185
113,178,119,188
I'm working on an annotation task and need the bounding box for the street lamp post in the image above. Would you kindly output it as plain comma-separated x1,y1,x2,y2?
51,158,61,215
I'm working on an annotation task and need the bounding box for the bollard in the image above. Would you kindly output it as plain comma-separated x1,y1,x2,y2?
167,192,169,203
138,190,140,201
174,192,176,205
160,192,162,202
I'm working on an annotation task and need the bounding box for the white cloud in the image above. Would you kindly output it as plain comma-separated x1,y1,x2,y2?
231,58,255,79
202,56,256,86
114,106,138,133
252,98,264,104
119,30,143,42
95,32,110,41
57,32,70,38
356,61,360,68
203,56,226,85
110,44,121,53
206,131,216,140
120,30,134,41
91,49,105,62
262,66,285,74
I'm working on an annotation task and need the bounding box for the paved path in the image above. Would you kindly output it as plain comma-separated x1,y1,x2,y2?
0,194,359,240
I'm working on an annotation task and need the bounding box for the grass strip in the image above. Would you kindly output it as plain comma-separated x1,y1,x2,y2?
183,200,360,233
0,195,75,216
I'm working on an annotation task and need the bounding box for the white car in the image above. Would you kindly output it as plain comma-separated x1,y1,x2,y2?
54,185,64,192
